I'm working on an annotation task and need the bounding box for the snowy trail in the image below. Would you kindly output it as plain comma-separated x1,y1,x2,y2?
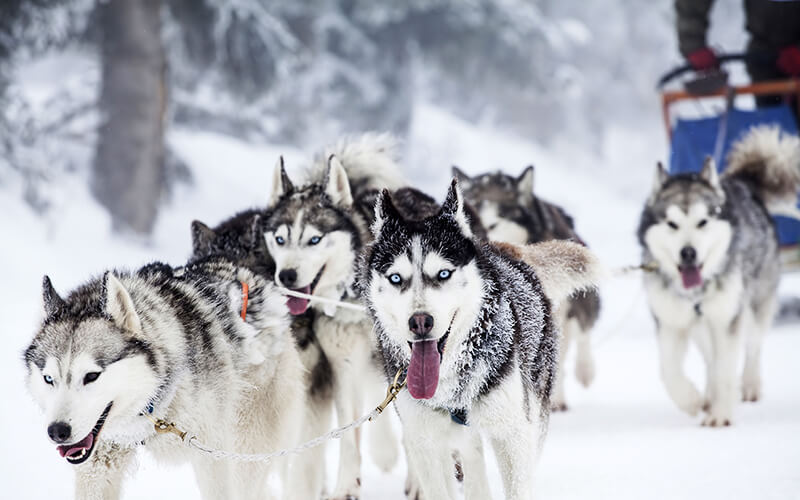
2,117,799,499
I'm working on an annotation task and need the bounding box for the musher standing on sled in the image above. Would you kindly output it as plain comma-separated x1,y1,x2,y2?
676,0,800,113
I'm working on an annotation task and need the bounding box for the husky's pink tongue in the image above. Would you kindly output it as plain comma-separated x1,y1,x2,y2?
57,433,93,459
286,286,311,315
407,340,441,399
680,266,703,289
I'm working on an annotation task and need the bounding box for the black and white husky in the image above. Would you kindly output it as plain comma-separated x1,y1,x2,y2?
24,258,305,499
454,166,601,411
361,180,602,499
263,134,403,499
638,126,800,426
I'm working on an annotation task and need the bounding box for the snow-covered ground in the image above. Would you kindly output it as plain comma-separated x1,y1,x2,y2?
2,105,799,499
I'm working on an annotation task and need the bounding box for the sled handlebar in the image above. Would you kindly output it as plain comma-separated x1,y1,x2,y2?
657,52,776,89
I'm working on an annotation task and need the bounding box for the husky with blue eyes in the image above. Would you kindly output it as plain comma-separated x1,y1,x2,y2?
638,126,800,427
262,134,406,499
23,258,304,499
361,179,602,499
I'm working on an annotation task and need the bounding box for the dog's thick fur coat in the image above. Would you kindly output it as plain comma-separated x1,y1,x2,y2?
639,125,800,426
24,258,304,499
362,180,600,499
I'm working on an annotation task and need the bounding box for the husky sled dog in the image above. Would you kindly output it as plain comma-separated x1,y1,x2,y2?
454,166,601,411
190,208,275,278
264,134,402,499
24,258,305,499
639,126,800,426
190,211,334,500
361,180,602,499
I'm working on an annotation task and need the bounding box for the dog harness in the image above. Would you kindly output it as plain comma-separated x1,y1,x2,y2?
240,281,249,321
450,408,469,426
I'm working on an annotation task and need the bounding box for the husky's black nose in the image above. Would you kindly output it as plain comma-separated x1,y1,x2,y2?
278,269,298,287
680,246,697,264
409,313,434,336
47,422,71,443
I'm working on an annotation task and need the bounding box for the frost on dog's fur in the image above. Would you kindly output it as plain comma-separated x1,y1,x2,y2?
361,179,577,498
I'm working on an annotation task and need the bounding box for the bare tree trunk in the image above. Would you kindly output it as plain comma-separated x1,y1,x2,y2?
92,0,165,235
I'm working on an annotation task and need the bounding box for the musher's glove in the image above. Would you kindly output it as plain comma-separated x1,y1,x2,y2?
777,45,800,77
687,47,719,71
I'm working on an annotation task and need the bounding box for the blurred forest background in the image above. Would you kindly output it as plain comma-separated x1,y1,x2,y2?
0,0,744,235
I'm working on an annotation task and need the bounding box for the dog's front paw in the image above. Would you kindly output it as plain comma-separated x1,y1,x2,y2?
405,475,423,500
741,377,761,402
701,402,733,427
701,413,732,427
328,479,360,500
672,383,704,416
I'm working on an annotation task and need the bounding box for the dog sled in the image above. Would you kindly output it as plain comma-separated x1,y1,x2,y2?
659,56,800,272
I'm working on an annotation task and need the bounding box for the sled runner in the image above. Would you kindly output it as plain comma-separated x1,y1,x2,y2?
659,59,800,271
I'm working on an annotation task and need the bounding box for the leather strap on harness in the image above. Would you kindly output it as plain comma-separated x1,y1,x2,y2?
240,281,249,321
450,408,469,426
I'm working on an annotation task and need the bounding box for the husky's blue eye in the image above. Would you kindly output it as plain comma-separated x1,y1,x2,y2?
43,374,53,385
83,372,101,385
388,273,402,285
438,269,452,280
667,221,679,230
275,236,285,245
309,236,321,245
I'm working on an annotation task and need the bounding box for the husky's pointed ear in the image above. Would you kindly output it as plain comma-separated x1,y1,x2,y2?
451,166,472,188
104,272,142,333
372,188,402,238
440,179,474,238
650,162,669,200
517,165,535,195
699,156,724,196
42,275,66,318
324,155,353,208
191,220,216,254
270,156,294,204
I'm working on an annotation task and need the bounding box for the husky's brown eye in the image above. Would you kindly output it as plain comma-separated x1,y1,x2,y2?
83,372,101,385
697,219,708,228
667,221,679,230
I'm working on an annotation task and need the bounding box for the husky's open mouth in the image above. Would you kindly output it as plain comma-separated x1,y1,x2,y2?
286,265,326,316
57,402,112,465
678,264,703,289
406,312,457,400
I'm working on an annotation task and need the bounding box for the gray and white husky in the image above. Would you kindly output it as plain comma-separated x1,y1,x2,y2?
361,180,602,499
263,134,403,499
638,126,800,426
24,258,305,499
190,210,333,500
454,166,601,411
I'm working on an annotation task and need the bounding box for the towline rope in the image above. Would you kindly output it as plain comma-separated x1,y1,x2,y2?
144,369,406,463
276,286,367,312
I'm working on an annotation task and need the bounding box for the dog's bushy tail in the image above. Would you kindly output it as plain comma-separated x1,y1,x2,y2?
495,240,604,306
309,133,406,198
723,125,800,218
